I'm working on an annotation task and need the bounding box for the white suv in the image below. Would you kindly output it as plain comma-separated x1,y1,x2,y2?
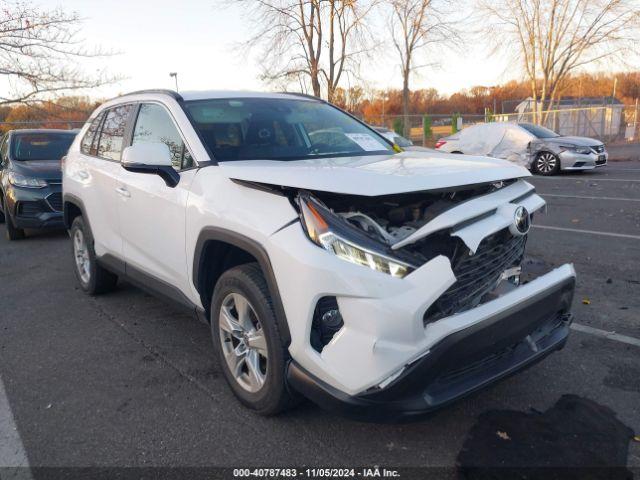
63,90,576,421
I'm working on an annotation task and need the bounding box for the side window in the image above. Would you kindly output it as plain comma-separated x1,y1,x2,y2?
132,103,193,170
96,104,133,161
80,112,104,156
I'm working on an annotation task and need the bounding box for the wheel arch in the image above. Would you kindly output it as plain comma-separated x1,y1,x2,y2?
193,227,291,345
63,193,88,230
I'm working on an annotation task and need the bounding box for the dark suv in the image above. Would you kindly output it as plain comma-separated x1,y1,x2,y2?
0,129,77,240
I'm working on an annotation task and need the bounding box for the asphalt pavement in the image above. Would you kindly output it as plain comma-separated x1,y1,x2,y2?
0,161,638,475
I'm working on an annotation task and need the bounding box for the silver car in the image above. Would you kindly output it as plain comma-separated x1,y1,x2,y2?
436,122,608,176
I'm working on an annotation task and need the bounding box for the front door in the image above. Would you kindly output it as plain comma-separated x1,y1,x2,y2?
116,102,196,302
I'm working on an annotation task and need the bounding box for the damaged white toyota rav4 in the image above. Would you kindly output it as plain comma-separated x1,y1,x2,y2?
63,90,576,421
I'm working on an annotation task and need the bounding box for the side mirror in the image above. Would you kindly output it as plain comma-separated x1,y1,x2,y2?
121,142,179,187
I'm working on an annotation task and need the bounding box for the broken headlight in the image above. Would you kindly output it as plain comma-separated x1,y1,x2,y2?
297,193,415,278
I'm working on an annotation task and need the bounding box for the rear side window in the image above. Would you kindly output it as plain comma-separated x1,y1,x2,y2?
96,104,133,161
80,113,104,155
132,103,193,170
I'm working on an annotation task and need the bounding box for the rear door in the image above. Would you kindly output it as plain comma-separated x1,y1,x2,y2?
76,104,133,259
116,102,197,302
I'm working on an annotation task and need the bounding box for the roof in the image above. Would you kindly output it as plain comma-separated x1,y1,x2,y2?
515,96,623,112
8,128,79,135
556,96,623,105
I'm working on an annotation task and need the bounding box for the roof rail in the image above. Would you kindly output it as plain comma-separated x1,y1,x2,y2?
118,89,183,101
279,92,324,102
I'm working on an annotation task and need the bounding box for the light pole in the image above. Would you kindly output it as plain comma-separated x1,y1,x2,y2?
169,72,179,92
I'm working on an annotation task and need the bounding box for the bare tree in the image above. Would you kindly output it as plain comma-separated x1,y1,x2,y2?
389,0,458,136
480,0,640,124
0,0,117,105
233,0,376,101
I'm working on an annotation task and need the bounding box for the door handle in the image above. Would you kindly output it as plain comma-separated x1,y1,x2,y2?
115,186,131,198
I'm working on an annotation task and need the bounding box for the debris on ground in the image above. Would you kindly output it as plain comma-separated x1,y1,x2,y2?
582,298,591,305
457,395,634,480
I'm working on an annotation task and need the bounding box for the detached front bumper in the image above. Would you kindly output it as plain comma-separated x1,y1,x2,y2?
288,273,575,422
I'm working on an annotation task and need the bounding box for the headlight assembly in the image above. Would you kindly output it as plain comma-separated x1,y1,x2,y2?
7,172,47,188
297,193,415,278
561,145,592,155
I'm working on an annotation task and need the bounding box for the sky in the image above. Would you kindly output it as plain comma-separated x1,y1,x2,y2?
46,0,514,100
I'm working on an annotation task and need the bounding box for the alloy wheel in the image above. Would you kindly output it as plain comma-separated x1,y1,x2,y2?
218,292,268,393
536,153,558,174
73,229,91,284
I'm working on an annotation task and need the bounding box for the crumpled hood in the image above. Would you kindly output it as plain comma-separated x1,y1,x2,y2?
11,160,62,179
545,136,602,147
219,151,530,196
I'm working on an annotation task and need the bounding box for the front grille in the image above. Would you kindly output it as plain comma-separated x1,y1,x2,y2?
424,229,527,324
596,156,607,165
592,145,605,154
46,192,63,212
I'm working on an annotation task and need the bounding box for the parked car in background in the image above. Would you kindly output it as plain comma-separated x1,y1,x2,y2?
0,129,76,240
63,90,575,421
372,126,437,152
435,122,608,176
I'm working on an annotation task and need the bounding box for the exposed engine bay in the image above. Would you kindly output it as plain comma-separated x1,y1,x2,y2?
291,177,544,325
307,180,515,264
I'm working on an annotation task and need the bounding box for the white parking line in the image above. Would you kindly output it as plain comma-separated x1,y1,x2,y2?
571,323,640,348
541,193,640,202
532,176,640,183
532,224,640,240
0,376,31,476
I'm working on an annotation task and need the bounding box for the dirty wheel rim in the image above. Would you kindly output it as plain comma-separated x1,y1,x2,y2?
537,153,557,174
73,229,91,284
218,293,268,393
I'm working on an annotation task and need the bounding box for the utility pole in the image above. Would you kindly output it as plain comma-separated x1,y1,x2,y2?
169,72,179,92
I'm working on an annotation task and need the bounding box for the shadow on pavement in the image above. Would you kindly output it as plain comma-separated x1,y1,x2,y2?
457,394,635,480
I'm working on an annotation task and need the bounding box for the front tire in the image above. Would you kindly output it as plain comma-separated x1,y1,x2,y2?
211,263,296,415
70,216,118,295
533,152,560,176
0,194,5,224
5,212,25,241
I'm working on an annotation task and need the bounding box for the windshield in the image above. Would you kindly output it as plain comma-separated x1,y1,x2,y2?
184,98,395,162
11,132,76,161
519,123,559,139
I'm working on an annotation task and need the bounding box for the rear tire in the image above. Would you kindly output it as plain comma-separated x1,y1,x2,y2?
211,263,296,415
533,152,560,176
70,216,118,295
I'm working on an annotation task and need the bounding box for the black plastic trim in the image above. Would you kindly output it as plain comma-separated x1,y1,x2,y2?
287,275,575,422
98,254,199,312
121,162,180,187
192,227,291,344
63,193,89,231
118,89,183,101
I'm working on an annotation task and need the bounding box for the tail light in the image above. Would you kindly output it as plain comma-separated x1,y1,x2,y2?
434,140,447,149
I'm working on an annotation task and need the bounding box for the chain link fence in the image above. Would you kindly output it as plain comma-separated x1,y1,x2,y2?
367,104,640,147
